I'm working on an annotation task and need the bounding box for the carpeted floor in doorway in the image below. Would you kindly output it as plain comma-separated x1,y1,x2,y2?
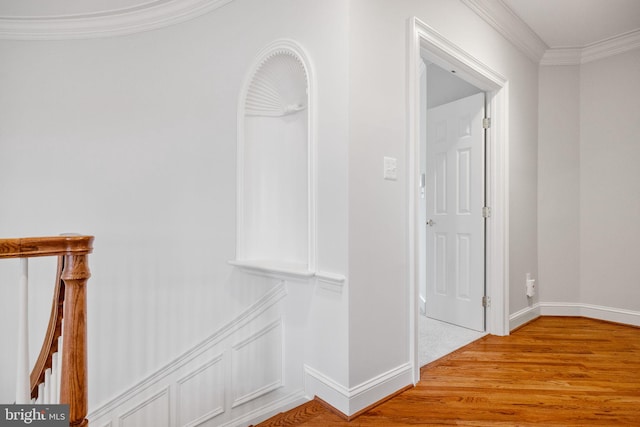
419,315,486,366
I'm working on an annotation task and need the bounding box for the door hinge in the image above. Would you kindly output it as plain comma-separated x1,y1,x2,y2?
482,206,491,218
482,117,491,129
482,296,491,308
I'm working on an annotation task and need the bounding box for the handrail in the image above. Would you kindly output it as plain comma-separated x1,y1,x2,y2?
0,235,93,259
0,235,94,427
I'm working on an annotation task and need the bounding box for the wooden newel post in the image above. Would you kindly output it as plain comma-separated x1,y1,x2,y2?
60,254,91,427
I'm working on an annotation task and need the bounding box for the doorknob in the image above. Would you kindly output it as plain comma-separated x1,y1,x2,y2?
427,219,435,226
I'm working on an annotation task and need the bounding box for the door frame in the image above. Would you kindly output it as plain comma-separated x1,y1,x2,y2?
407,17,510,383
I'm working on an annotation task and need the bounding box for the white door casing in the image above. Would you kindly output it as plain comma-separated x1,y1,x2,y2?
425,93,485,332
408,17,510,384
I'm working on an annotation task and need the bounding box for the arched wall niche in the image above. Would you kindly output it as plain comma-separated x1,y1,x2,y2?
232,40,316,278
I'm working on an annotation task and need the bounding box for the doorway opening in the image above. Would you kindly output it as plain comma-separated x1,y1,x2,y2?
408,17,510,383
418,60,487,365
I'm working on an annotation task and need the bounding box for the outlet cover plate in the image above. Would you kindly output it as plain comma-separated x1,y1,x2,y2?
384,156,397,180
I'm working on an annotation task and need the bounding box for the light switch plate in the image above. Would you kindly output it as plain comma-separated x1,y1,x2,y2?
384,156,397,180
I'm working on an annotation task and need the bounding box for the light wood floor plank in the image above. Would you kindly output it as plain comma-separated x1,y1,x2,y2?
256,316,640,426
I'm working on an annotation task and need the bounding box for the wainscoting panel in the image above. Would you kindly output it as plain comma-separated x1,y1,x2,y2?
88,282,309,427
176,355,225,427
231,320,283,408
118,388,171,427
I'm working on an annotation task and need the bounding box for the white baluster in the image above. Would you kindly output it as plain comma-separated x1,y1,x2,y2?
51,352,59,404
44,368,51,403
16,258,30,404
37,383,44,404
56,333,63,403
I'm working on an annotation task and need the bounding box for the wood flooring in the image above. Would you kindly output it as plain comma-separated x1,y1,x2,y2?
256,317,640,426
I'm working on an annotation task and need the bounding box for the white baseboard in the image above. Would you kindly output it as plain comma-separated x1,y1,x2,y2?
224,391,309,427
510,302,640,331
509,303,541,331
539,302,640,327
304,362,413,417
303,366,350,415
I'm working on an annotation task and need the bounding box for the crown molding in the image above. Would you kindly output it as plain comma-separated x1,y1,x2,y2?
461,0,548,64
541,28,640,66
581,28,640,63
539,48,582,66
0,0,234,40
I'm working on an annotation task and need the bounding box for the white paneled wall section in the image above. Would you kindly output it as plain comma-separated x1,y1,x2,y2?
88,282,309,427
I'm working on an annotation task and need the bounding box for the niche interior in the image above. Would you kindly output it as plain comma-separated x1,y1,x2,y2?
232,40,316,278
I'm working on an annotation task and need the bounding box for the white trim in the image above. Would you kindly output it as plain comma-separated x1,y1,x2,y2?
227,260,345,289
509,303,540,331
509,302,640,329
462,0,640,66
484,85,510,339
304,363,413,417
407,16,510,384
0,0,234,40
581,29,640,63
539,48,583,66
303,365,350,415
346,363,413,416
222,391,308,427
541,29,640,65
460,0,548,63
539,302,640,327
315,271,346,293
228,260,315,281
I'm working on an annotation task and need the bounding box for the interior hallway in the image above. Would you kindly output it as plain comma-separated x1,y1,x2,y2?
257,316,640,426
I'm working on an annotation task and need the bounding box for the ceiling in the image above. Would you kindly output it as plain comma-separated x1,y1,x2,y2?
0,0,639,52
0,0,166,18
503,0,640,48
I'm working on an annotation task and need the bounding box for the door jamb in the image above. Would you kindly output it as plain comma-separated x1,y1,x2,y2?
407,17,510,384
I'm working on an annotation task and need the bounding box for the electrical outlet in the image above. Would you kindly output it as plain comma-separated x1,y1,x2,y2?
526,273,536,297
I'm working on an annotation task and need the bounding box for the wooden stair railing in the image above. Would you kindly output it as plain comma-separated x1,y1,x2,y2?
0,235,94,427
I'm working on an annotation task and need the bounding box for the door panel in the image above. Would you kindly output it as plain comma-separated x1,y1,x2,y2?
425,92,485,332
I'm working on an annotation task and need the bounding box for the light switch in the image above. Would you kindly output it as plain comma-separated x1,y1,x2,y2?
384,156,397,180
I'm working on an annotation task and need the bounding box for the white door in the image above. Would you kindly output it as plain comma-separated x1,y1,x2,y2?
425,92,485,332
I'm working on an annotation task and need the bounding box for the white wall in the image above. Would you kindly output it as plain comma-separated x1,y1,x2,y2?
580,49,640,312
537,49,640,323
0,0,350,423
347,0,539,395
1,0,545,421
538,65,581,304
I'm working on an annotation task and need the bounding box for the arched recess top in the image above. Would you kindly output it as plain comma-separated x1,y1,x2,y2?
244,47,308,117
239,39,314,118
